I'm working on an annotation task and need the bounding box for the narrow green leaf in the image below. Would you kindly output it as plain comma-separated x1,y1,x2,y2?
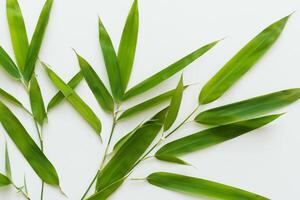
0,173,11,187
0,101,59,185
0,88,23,107
123,40,219,100
23,0,53,81
98,17,123,101
6,0,29,71
0,46,21,79
75,53,114,113
5,141,12,179
86,179,124,200
43,63,102,135
118,0,139,89
196,88,300,125
29,77,47,125
94,108,168,198
23,175,28,195
147,172,268,200
164,75,184,131
199,15,290,104
47,71,83,112
156,114,281,161
155,155,189,166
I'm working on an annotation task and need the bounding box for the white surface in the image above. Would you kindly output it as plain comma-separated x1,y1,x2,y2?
0,0,300,199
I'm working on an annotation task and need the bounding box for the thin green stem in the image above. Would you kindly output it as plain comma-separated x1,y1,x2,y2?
12,182,30,200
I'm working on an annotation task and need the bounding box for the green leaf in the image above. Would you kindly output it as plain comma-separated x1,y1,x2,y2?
6,0,29,71
147,172,268,200
118,86,188,120
0,46,21,79
29,77,47,125
23,175,28,195
94,108,168,198
98,17,123,101
118,0,139,89
199,15,290,104
0,173,11,187
155,155,190,166
47,71,83,112
163,75,184,131
75,53,114,113
0,88,23,107
5,141,12,179
43,63,102,135
23,0,53,81
0,101,59,185
86,179,124,200
156,114,281,162
123,40,219,100
195,88,300,125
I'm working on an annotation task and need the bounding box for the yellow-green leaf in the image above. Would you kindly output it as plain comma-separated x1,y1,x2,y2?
0,173,11,187
0,46,21,79
0,88,23,107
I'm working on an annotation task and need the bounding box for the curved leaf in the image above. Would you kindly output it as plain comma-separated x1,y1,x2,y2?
29,77,47,125
123,40,219,100
76,53,114,113
118,0,139,89
196,88,300,125
98,17,123,101
6,0,29,71
0,100,59,185
47,71,83,112
0,173,11,187
199,15,290,104
43,63,102,135
0,46,20,79
156,114,281,161
164,75,184,131
0,88,23,107
147,172,268,200
23,0,53,81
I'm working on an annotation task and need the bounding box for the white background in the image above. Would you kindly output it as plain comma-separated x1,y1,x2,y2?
0,0,300,199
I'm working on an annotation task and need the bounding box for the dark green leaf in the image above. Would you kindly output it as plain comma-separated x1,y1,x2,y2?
196,88,300,125
164,75,184,131
5,141,12,179
0,88,23,107
47,71,83,112
43,63,102,135
0,173,11,187
29,77,47,125
75,53,114,113
0,46,21,79
98,17,123,101
6,0,29,71
117,0,139,89
199,15,290,104
156,114,281,161
94,108,168,198
147,172,268,200
123,40,219,100
23,0,53,81
0,100,59,185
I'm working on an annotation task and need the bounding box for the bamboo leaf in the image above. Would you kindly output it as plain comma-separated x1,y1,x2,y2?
94,108,168,198
156,114,281,162
0,46,21,79
164,75,184,131
195,88,300,125
147,172,268,200
6,0,29,71
199,15,290,104
98,17,123,101
23,175,28,195
47,71,83,112
0,88,23,107
0,100,59,185
43,63,102,135
5,141,12,179
0,173,11,187
75,53,114,113
155,155,189,166
29,77,47,125
118,0,139,89
123,40,219,100
86,179,124,200
23,0,53,81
